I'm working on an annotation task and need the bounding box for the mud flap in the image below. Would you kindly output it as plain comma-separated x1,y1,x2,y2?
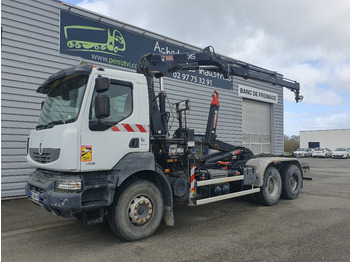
163,206,175,227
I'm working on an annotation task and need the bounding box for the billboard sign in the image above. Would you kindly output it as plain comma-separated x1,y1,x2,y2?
60,10,232,90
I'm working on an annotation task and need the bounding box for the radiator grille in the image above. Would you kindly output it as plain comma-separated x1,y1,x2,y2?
29,148,60,163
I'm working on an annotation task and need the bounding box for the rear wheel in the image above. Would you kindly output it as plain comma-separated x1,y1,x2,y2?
281,164,302,199
108,180,163,241
256,167,282,206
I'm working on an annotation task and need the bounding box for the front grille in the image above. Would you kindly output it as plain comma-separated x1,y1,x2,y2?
29,148,60,163
33,152,51,163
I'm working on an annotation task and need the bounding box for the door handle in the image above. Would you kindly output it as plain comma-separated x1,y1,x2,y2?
129,138,139,148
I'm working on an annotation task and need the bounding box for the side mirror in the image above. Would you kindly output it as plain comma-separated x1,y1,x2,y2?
95,77,110,93
95,95,110,119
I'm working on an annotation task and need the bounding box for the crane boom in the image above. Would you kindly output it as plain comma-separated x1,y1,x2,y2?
137,46,302,142
137,46,303,102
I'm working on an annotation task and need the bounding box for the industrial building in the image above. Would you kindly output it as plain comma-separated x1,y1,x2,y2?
2,0,287,198
300,129,350,150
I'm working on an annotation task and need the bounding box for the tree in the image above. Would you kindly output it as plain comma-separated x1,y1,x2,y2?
284,135,300,153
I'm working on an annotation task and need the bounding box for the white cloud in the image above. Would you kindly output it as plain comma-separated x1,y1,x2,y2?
313,113,350,130
283,63,344,105
76,0,111,17
334,63,350,91
284,110,350,136
75,1,350,67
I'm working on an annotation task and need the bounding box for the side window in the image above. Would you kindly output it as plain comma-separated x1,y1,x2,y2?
90,79,133,131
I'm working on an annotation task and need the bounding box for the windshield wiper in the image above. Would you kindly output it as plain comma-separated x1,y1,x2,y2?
36,120,65,130
36,119,76,130
47,120,65,128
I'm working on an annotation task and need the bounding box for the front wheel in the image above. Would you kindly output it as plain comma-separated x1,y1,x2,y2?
108,180,163,241
256,167,282,206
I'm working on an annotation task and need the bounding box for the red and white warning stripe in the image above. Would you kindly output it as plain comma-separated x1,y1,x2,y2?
188,165,196,204
110,123,149,133
190,165,195,194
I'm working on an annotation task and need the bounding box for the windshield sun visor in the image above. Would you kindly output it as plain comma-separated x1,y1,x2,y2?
37,64,93,94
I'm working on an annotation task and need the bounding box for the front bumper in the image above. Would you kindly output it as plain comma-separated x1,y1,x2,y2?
25,169,114,218
313,154,326,157
294,153,305,157
332,154,347,158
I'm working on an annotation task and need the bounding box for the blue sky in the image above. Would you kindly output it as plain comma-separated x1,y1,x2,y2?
63,0,350,136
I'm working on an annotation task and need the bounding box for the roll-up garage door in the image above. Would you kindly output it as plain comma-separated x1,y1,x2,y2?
242,99,271,155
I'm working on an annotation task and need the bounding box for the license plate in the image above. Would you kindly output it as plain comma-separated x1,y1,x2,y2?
30,191,40,202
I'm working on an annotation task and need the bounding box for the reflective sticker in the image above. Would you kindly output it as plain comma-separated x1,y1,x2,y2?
109,123,149,133
81,145,92,162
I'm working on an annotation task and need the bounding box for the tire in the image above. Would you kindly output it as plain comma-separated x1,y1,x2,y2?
281,164,302,199
108,180,163,241
256,167,282,206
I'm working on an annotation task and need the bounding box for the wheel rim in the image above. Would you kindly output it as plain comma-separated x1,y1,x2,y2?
290,173,299,192
128,195,153,226
267,175,278,197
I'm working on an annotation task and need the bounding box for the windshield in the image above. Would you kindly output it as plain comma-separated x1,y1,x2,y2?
296,148,306,151
335,148,346,151
37,75,89,128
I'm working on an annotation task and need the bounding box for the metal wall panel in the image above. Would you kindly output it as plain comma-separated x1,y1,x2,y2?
163,78,242,146
1,0,80,198
1,0,284,198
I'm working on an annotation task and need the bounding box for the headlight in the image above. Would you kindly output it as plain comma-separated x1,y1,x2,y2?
55,178,82,192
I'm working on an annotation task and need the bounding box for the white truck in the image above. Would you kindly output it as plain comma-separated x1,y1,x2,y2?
26,47,305,241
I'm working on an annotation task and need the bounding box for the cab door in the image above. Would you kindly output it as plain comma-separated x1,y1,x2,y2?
80,73,149,171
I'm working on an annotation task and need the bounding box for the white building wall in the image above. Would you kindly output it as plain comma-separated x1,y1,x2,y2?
300,129,350,150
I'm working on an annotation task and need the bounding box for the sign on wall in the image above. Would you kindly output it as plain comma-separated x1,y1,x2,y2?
238,84,278,104
59,10,232,90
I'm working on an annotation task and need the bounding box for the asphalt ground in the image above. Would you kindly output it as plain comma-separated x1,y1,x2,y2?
2,157,350,262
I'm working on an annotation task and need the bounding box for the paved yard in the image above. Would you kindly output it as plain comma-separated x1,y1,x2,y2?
2,158,350,262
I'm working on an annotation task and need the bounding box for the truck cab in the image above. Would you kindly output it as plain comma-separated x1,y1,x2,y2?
27,64,150,172
25,64,168,224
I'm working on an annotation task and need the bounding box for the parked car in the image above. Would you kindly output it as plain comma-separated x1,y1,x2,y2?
294,148,312,157
312,147,332,158
332,148,350,159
